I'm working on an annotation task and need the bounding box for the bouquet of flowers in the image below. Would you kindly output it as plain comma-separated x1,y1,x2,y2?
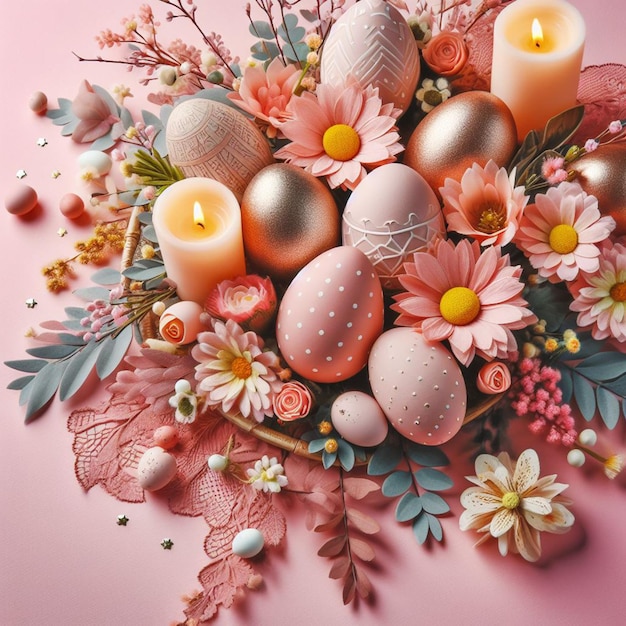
6,0,626,622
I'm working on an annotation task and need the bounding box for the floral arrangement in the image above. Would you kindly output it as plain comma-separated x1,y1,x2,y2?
6,0,626,623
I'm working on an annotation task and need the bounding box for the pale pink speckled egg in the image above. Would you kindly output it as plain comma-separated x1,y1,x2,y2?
368,327,467,445
137,446,177,491
153,425,179,450
276,246,384,383
331,391,388,447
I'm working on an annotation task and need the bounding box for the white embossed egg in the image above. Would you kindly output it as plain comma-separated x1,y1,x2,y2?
320,0,420,114
342,164,446,291
276,246,384,383
368,327,467,445
137,446,177,491
331,391,388,447
232,528,265,558
166,98,274,201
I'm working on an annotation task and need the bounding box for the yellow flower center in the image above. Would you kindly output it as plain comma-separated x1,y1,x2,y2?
318,420,333,436
439,286,481,326
501,491,520,510
322,124,360,161
609,282,626,302
476,203,506,233
324,438,338,454
231,356,253,379
549,224,578,254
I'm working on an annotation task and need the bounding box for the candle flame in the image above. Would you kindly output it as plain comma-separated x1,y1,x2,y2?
193,201,205,229
532,18,543,48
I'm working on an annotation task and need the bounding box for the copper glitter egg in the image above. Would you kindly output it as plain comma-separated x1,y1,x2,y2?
403,91,518,197
568,143,626,236
241,164,340,282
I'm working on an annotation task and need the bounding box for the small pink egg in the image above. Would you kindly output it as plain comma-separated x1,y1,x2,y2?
29,91,48,114
153,425,179,450
331,391,388,447
5,184,38,216
137,446,177,491
59,193,85,219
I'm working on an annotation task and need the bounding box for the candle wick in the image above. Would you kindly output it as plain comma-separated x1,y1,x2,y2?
196,222,205,230
535,41,540,48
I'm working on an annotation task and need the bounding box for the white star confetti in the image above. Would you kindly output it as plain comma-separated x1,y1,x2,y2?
36,137,48,147
51,170,61,179
57,227,68,237
25,298,38,309
16,169,27,179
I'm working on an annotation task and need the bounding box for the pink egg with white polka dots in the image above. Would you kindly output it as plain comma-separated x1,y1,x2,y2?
276,246,384,383
368,327,467,445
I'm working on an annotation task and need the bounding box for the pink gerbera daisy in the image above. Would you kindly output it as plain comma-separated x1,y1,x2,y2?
392,238,537,366
569,241,626,343
515,181,616,282
440,160,529,247
191,318,283,422
274,78,403,190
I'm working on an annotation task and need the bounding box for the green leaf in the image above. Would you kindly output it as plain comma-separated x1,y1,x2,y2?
250,40,280,61
597,386,620,429
4,359,48,373
24,360,69,422
395,492,423,522
412,512,429,544
122,264,166,281
405,442,449,467
604,374,626,396
56,333,88,346
284,42,310,63
420,492,450,515
26,344,79,359
308,439,327,454
59,341,104,401
65,306,88,320
91,268,122,286
96,325,133,380
74,286,110,302
381,470,412,497
7,375,35,391
426,513,443,542
573,372,596,421
278,16,306,44
414,468,453,492
576,352,626,381
367,442,401,475
540,105,585,151
337,439,355,471
249,20,274,40
556,364,573,404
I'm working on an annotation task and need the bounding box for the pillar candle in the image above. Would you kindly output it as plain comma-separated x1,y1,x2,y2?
152,177,246,304
490,0,585,141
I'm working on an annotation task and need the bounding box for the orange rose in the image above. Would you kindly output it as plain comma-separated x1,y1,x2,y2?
159,301,205,345
422,31,469,77
476,362,512,395
273,381,313,421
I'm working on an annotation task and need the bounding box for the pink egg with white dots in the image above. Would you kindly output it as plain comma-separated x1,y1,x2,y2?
368,327,467,445
276,246,384,383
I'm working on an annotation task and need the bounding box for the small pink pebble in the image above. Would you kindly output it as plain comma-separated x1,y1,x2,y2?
5,184,38,216
59,193,85,219
29,91,48,114
153,425,179,450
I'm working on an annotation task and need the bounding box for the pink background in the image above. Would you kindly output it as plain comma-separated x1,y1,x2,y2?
1,1,625,624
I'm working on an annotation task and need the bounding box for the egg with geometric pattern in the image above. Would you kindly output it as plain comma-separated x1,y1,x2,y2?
342,164,446,291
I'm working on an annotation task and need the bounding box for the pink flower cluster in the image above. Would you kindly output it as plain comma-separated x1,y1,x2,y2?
80,286,127,341
510,357,577,446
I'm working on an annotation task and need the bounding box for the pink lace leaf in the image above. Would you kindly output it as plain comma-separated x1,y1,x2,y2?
574,64,626,143
183,555,256,623
67,397,152,502
107,347,197,414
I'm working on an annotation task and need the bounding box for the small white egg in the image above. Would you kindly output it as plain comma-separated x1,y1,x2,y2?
232,528,264,558
78,150,112,176
567,449,586,468
577,428,597,447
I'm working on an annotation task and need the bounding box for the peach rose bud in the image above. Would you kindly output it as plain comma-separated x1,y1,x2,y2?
476,361,512,395
158,301,205,345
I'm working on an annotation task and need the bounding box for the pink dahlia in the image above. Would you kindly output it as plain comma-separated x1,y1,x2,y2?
392,238,537,366
440,160,529,247
274,78,403,190
227,58,300,138
192,318,283,422
515,181,616,283
569,240,626,343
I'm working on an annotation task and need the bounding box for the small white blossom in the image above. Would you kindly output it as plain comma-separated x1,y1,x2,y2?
247,455,288,493
168,379,199,424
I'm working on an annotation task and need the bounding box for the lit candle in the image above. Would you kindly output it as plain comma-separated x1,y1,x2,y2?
152,177,246,304
490,0,585,141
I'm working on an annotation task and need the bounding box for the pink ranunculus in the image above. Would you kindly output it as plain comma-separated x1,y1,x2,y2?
227,57,300,138
422,31,469,77
159,301,205,345
205,275,277,333
71,80,121,143
273,381,313,421
476,361,512,395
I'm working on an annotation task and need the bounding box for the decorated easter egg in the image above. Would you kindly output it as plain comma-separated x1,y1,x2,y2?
137,446,177,491
368,327,467,445
5,184,38,216
331,391,389,447
166,98,274,201
78,150,112,176
404,91,517,198
276,246,384,383
320,0,420,115
241,164,340,281
153,425,179,450
232,528,265,558
568,143,626,236
342,164,445,290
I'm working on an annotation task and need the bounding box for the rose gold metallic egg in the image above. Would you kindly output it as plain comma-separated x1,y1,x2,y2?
403,91,518,197
241,164,340,282
568,143,626,236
